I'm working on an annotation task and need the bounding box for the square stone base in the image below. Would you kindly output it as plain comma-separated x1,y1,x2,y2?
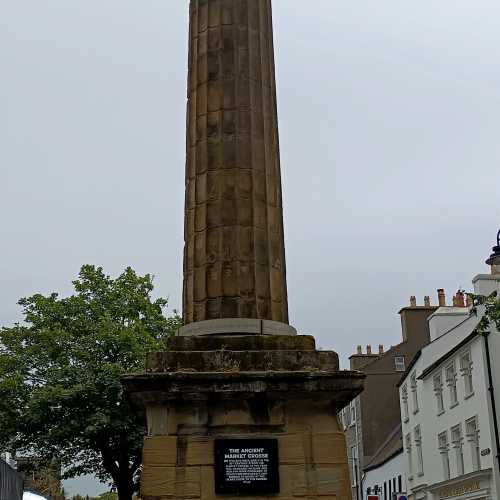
123,335,363,500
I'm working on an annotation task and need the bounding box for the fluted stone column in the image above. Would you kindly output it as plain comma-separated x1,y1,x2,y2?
183,0,289,326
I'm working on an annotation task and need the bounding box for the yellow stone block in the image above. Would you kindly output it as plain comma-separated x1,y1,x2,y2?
312,433,348,465
280,465,307,497
143,436,177,466
186,437,214,466
279,433,305,465
141,466,201,498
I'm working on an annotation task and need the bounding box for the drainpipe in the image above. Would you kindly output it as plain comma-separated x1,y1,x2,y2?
354,458,361,500
483,331,500,475
353,404,362,500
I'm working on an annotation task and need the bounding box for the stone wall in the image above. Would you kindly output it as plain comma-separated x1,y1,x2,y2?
141,401,352,500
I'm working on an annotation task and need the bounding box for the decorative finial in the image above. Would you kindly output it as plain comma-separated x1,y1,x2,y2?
486,229,500,267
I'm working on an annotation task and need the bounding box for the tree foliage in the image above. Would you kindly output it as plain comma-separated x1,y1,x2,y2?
470,291,500,334
0,265,182,500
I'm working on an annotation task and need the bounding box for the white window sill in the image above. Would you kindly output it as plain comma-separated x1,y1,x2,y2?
465,391,475,400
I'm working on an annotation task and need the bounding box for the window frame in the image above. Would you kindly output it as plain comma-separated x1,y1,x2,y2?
466,416,481,472
406,433,413,480
349,399,356,427
446,361,458,407
451,424,464,476
402,383,409,423
438,431,451,480
460,350,474,398
395,356,406,372
433,371,445,415
415,424,424,476
410,371,419,414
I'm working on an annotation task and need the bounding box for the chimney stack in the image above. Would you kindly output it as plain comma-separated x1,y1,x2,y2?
466,295,473,308
410,296,417,307
366,345,372,355
455,290,466,308
437,289,446,307
424,296,431,307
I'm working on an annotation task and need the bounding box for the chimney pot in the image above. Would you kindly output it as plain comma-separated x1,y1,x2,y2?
410,296,417,307
437,289,446,307
424,296,431,307
366,345,372,355
455,290,465,308
466,295,473,307
379,344,384,354
357,345,362,355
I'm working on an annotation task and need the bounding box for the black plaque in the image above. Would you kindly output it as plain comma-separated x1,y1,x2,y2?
214,439,280,495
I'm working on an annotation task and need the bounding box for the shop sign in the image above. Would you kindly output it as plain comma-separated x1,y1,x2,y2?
438,481,480,498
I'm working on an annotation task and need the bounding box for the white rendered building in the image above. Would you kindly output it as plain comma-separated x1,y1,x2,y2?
399,235,500,500
363,425,407,499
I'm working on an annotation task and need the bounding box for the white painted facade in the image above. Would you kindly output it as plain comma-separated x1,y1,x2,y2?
399,260,500,500
472,271,500,500
0,451,16,469
364,450,407,500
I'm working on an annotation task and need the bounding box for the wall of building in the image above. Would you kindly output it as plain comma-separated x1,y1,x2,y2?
400,299,497,499
364,451,406,500
473,272,500,500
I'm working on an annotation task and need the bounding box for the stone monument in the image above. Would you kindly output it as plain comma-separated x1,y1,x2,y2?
122,2,364,499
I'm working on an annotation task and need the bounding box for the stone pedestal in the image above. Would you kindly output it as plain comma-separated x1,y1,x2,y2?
123,335,364,500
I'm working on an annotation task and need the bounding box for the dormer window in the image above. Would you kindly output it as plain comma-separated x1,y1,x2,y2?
395,356,406,372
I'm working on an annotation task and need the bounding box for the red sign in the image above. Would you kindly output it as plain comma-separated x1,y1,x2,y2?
367,496,380,500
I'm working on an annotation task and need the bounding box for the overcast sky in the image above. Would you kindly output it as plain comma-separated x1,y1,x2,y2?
2,0,499,495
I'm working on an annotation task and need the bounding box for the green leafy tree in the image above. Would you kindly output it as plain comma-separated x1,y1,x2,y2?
94,493,119,500
0,266,182,500
470,291,500,333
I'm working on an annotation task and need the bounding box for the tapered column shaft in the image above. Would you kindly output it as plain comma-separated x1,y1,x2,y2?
183,0,288,324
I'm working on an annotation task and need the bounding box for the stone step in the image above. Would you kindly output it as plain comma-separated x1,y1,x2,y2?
147,349,338,373
164,334,316,352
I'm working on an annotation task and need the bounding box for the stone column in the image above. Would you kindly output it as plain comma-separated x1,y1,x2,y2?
183,0,288,325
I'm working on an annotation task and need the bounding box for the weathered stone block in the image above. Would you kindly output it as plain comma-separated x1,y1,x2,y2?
143,436,177,466
141,466,201,498
312,433,348,465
